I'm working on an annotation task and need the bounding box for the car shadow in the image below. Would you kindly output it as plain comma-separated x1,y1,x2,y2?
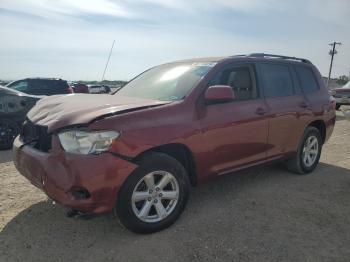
1,162,350,261
0,149,13,164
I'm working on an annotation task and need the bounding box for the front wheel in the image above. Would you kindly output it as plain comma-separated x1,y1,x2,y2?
286,126,322,174
116,152,190,234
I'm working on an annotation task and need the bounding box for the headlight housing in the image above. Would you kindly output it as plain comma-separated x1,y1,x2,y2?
58,130,120,155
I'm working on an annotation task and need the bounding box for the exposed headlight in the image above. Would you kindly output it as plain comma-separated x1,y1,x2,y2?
58,130,120,155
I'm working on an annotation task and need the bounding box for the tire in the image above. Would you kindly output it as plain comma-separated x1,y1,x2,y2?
335,104,341,110
116,152,190,234
286,126,322,175
0,118,20,150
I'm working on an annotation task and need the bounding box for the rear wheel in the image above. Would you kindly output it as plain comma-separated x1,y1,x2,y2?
286,127,322,174
0,119,20,150
116,152,190,234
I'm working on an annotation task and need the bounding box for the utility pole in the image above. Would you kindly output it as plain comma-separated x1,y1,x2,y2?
101,40,115,82
327,41,341,88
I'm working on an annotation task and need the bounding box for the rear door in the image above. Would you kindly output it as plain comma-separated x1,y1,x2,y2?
258,62,308,158
294,65,325,112
199,63,269,175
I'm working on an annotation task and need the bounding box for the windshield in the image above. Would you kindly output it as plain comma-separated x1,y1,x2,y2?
6,80,29,92
115,62,216,101
343,81,350,89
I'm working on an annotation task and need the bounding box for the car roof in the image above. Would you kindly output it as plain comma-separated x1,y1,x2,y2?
174,56,227,63
173,53,312,66
26,78,66,81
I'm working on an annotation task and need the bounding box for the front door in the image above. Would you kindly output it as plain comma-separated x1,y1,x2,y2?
199,64,269,176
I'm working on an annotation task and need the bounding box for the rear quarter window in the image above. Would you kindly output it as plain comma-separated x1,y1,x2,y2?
295,66,319,93
51,81,68,92
260,63,294,97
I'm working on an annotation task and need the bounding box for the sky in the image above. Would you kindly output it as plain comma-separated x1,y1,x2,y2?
0,0,349,81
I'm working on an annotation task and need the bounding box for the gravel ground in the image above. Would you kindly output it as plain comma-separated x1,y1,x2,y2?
1,111,350,262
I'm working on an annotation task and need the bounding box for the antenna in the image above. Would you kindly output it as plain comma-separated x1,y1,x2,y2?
101,40,115,81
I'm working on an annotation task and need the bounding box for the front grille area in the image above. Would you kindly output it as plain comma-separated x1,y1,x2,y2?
20,120,52,152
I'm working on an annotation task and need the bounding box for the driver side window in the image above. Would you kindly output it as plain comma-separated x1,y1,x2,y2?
210,66,258,101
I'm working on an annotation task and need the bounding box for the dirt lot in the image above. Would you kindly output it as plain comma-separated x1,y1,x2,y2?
1,111,349,262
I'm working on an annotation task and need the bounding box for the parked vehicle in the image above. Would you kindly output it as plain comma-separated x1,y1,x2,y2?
13,54,336,233
70,83,89,93
0,85,41,150
333,81,350,110
6,78,73,96
88,84,111,94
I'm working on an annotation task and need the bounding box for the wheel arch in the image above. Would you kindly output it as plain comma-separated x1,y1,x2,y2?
132,143,198,186
308,120,326,144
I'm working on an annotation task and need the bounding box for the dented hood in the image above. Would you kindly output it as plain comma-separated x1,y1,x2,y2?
27,94,170,132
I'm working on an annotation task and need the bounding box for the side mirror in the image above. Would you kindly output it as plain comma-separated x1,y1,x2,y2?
205,85,235,104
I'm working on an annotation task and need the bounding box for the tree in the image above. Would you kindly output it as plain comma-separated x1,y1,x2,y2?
336,75,349,86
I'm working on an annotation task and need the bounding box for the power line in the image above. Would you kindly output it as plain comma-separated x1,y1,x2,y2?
101,40,115,81
327,41,341,88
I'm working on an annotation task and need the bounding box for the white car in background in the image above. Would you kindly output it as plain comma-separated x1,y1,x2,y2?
333,81,350,110
88,85,111,94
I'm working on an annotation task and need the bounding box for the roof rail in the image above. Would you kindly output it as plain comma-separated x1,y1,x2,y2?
247,53,311,64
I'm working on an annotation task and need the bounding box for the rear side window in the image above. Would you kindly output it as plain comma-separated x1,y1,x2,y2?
29,80,50,95
295,66,319,93
261,64,294,97
50,81,68,94
260,64,294,97
30,80,68,95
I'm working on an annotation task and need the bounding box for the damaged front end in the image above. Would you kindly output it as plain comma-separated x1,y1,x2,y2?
13,132,138,214
12,92,175,214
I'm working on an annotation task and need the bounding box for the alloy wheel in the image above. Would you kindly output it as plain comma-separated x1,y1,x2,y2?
131,171,179,223
302,135,319,167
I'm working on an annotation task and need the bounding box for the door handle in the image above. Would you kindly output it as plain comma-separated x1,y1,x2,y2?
299,102,310,109
255,108,267,115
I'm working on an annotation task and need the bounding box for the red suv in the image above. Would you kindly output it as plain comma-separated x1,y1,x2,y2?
13,54,336,233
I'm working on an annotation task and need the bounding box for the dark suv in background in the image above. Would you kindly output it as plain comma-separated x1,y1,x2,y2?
14,54,336,233
6,78,73,96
